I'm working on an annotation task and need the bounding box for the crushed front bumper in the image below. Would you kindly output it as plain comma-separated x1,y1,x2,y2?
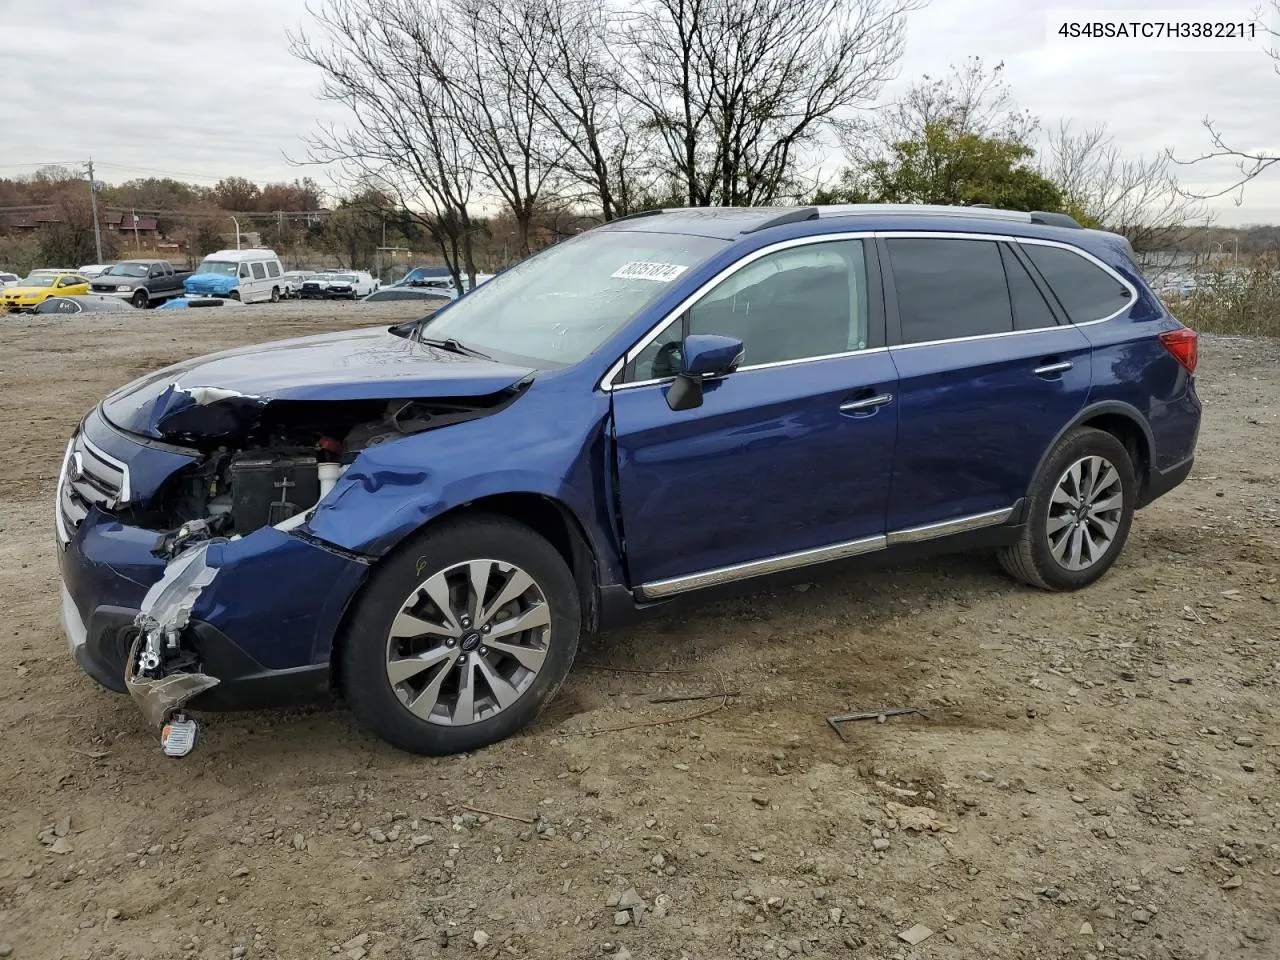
57,413,371,720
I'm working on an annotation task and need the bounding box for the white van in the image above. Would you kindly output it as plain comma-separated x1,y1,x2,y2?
184,249,287,303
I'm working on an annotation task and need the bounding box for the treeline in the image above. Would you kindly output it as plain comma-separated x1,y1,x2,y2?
292,0,1212,287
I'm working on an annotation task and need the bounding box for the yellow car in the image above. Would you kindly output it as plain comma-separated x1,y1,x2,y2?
1,272,91,311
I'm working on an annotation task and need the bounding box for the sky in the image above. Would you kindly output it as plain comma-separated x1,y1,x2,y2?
2,0,1279,224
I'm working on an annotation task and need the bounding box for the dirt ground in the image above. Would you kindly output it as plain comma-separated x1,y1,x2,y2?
0,301,1276,960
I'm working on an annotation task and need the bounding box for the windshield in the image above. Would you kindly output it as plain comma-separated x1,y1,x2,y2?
20,275,56,287
329,274,356,282
105,263,151,277
196,261,238,277
421,230,727,367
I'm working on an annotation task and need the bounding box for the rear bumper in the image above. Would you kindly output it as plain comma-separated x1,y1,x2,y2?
1139,454,1194,508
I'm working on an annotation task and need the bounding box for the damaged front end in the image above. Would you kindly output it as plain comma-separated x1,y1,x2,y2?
64,339,534,756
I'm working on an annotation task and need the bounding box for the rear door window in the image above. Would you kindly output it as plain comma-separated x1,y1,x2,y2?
1001,245,1059,331
887,238,1012,344
1021,244,1132,323
267,261,281,278
250,262,267,280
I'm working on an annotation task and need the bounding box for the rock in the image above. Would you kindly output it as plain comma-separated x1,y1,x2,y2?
0,944,11,958
367,828,387,844
49,837,74,855
749,852,766,863
614,911,631,926
1234,735,1254,746
348,821,363,834
1221,876,1243,890
411,834,432,848
231,948,246,959
106,908,121,922
617,888,644,910
1241,761,1256,773
346,949,367,960
293,833,306,851
54,815,71,838
701,823,721,836
871,838,890,851
614,947,633,960
472,930,490,948
1079,922,1093,935
231,867,250,878
342,934,370,951
898,923,933,945
1131,908,1151,924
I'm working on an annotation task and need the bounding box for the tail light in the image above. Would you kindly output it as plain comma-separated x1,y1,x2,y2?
1159,327,1198,374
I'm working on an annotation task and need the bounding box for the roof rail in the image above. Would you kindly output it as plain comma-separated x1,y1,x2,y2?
741,207,819,233
600,208,665,226
817,203,1081,229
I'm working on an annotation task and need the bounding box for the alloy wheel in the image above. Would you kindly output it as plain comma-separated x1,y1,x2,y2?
384,559,550,726
1046,455,1124,571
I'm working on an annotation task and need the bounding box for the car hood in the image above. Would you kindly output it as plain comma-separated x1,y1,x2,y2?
101,327,536,440
3,285,53,297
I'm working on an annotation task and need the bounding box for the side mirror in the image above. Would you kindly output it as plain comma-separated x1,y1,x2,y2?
666,334,744,411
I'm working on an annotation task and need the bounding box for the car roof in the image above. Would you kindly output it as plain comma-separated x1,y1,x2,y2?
205,249,280,260
50,295,133,310
594,203,1136,263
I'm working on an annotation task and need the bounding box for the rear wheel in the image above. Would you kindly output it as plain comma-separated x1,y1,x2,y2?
131,290,148,309
270,286,280,303
998,427,1135,591
340,516,580,755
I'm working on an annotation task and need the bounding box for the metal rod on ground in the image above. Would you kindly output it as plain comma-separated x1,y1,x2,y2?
827,707,929,743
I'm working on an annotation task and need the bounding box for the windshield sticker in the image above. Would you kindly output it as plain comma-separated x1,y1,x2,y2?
611,261,688,283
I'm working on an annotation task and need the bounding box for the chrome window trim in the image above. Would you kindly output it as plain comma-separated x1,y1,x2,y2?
598,230,1137,391
79,430,131,503
636,504,1018,599
600,231,877,392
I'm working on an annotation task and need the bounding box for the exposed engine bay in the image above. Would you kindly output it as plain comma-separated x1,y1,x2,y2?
132,396,503,554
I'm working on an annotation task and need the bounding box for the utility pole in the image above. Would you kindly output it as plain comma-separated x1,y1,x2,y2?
131,209,141,251
86,158,103,264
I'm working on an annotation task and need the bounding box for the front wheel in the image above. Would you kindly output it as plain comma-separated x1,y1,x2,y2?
340,515,581,755
228,290,241,301
131,290,148,309
998,427,1136,591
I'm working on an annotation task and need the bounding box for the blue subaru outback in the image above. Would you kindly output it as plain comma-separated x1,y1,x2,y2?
56,204,1201,755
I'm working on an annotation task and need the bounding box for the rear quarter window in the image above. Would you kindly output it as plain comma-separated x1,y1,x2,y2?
1021,244,1132,323
251,262,267,280
267,262,281,278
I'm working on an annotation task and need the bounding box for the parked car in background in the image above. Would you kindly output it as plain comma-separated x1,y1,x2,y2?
2,272,90,311
393,267,493,293
54,203,1200,758
78,264,112,279
282,270,317,298
0,272,21,288
183,249,287,303
363,286,456,303
90,260,193,308
298,271,378,299
32,295,137,315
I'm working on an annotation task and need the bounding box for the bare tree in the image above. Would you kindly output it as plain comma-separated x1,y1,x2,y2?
1176,1,1280,199
290,0,482,291
518,0,651,220
1046,121,1210,274
620,0,922,207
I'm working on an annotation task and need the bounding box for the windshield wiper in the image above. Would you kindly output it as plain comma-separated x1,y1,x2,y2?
418,334,492,360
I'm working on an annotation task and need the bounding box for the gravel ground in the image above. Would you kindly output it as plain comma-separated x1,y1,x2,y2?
0,302,1276,960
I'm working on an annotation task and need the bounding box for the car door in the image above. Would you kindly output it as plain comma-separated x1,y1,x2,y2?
880,234,1093,535
610,237,899,596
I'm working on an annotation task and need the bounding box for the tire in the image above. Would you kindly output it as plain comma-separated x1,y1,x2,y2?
228,290,241,301
340,515,581,755
270,286,280,303
998,427,1136,591
131,290,149,309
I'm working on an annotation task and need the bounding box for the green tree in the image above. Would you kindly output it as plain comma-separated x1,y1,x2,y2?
852,121,1063,210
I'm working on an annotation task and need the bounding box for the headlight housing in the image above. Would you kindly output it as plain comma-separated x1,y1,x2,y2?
116,285,133,292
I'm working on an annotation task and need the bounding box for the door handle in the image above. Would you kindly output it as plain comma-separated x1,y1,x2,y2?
840,393,894,413
1034,360,1073,377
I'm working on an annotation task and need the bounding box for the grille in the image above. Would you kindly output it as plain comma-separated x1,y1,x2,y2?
56,432,129,546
